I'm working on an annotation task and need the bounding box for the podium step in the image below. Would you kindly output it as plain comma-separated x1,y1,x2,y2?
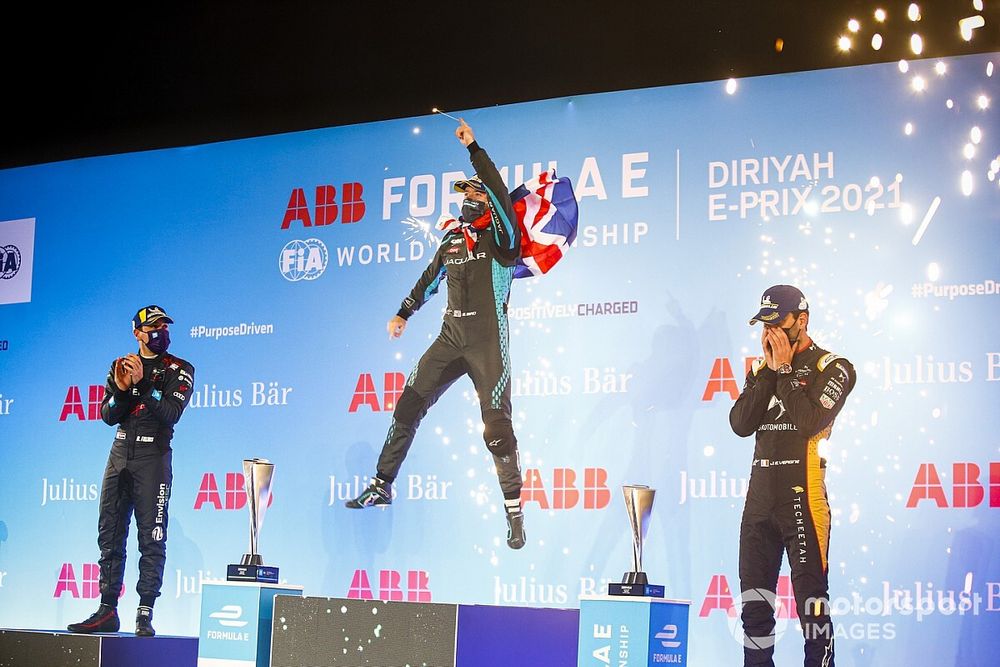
0,629,197,667
270,596,579,667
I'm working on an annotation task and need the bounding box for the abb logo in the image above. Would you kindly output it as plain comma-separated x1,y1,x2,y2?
702,357,761,401
907,462,1000,508
194,472,276,510
699,574,798,618
520,468,611,510
349,372,406,413
348,569,430,602
59,385,105,421
53,563,124,599
281,184,366,229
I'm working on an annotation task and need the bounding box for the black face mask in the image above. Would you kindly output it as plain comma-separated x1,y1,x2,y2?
461,198,486,222
781,320,801,346
146,329,170,355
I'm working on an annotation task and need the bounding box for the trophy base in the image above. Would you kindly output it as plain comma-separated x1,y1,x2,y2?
608,582,665,598
227,563,279,583
240,553,263,566
622,571,648,585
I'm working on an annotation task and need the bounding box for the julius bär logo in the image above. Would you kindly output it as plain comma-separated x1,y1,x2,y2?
0,245,20,279
703,356,763,401
279,238,328,281
520,467,611,510
349,372,406,412
281,183,366,228
60,385,105,421
348,569,430,602
194,472,275,510
906,462,1000,508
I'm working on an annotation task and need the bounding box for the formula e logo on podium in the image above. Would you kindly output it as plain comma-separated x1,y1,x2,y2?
279,238,328,281
209,605,249,628
1,244,20,279
281,183,366,228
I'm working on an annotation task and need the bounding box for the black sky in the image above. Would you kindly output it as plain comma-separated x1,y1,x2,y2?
2,0,997,169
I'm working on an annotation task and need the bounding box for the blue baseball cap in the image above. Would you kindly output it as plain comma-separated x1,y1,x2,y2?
453,176,486,194
132,305,174,330
748,285,809,325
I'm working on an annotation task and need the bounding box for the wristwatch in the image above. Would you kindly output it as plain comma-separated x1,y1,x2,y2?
777,363,793,375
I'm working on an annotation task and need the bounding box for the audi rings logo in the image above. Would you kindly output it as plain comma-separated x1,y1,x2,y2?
1,245,21,280
279,238,328,282
727,588,791,650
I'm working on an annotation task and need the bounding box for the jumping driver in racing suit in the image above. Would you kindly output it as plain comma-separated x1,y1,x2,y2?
68,305,194,637
730,285,856,667
346,119,527,550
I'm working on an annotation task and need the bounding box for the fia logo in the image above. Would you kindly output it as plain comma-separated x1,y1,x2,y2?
209,605,249,628
279,238,328,282
0,245,20,279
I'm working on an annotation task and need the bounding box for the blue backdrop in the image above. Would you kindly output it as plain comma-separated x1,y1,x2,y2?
1,53,998,665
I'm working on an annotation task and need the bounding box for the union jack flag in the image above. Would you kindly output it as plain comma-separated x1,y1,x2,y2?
510,170,578,279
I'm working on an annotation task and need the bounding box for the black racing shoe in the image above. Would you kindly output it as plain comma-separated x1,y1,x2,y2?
345,478,392,509
67,604,120,633
135,606,155,637
506,511,526,550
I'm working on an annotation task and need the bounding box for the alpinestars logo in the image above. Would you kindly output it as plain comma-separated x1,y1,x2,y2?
0,245,20,279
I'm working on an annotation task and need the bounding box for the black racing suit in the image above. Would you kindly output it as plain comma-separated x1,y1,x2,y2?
376,140,523,500
729,343,856,667
97,352,194,608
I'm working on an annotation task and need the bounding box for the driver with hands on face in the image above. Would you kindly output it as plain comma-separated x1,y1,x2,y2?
730,285,856,667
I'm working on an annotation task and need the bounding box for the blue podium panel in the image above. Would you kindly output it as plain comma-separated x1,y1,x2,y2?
0,629,197,667
197,580,303,667
578,596,691,667
455,604,579,667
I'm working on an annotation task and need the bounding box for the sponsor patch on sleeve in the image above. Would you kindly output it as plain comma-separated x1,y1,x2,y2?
819,393,835,409
822,380,843,402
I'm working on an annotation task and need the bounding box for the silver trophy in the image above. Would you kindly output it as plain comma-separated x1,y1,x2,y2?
621,484,656,585
227,458,279,582
241,458,274,565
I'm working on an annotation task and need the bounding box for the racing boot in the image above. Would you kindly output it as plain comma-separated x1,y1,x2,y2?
505,509,526,550
135,606,155,637
345,477,392,509
67,604,120,633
